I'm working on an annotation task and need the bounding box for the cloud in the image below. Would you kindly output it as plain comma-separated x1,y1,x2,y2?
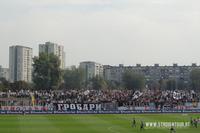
1,0,200,67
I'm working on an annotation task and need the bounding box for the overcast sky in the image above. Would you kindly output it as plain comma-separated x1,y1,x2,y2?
0,0,200,67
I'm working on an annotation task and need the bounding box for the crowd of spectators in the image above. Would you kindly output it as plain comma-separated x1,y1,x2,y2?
0,89,199,109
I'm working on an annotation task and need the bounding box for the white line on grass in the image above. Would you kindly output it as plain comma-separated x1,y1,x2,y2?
108,126,121,133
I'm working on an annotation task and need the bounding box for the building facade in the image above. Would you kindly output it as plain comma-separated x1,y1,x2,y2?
80,61,104,82
39,42,65,69
9,45,32,83
0,66,9,81
104,63,200,88
104,64,125,84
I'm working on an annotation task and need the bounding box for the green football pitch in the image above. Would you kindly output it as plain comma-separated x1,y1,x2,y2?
0,114,199,133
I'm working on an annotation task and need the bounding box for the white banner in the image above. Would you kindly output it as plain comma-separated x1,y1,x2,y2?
0,106,51,111
55,103,102,111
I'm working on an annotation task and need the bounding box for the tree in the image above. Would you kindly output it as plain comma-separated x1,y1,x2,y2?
177,78,188,89
106,80,121,90
0,78,10,91
33,53,62,90
122,71,145,90
90,76,107,90
190,69,200,91
158,79,167,90
148,80,160,90
9,81,33,91
63,67,84,89
166,79,176,90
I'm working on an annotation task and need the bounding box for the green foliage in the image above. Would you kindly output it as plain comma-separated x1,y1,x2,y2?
9,81,33,91
166,79,176,90
106,81,122,90
148,81,161,90
63,67,84,89
190,69,200,91
33,53,62,90
0,78,9,91
90,76,108,90
0,78,32,91
122,71,145,90
148,78,188,90
177,78,188,89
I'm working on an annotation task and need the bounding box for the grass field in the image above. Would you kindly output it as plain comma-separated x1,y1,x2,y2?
0,114,199,133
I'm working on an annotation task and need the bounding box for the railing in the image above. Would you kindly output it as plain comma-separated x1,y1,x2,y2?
1,109,200,114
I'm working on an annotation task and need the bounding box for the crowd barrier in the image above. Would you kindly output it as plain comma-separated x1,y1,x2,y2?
1,109,200,114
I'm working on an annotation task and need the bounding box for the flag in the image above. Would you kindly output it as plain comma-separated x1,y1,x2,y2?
31,94,35,106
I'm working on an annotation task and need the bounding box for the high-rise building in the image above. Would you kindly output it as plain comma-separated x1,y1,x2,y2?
79,61,103,82
0,66,9,81
39,42,65,69
9,45,32,82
